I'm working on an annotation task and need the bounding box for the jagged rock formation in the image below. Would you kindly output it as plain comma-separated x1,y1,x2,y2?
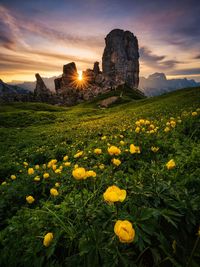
102,29,139,89
3,29,144,106
93,62,100,75
34,73,52,101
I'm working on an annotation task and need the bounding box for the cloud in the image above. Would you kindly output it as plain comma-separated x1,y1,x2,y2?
140,46,181,70
140,47,165,62
194,54,200,59
168,68,200,76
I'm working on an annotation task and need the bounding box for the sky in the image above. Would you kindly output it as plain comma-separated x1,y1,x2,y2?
0,0,200,82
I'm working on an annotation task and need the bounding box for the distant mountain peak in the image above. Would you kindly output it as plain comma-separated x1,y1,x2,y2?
148,73,167,80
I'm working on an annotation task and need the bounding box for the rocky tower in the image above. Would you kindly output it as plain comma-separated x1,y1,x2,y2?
34,73,51,100
102,29,139,88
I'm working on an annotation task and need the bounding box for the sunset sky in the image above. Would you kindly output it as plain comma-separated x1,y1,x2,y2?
0,0,200,83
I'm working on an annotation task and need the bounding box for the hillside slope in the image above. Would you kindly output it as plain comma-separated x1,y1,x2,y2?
0,87,200,267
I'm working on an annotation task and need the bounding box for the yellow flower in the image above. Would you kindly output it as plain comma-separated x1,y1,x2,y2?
1,181,7,185
43,232,53,247
192,111,197,116
35,165,40,170
72,167,87,180
26,195,35,204
151,146,159,153
43,173,50,179
114,220,135,243
172,240,176,254
64,162,71,167
10,174,16,180
28,168,34,175
47,159,57,168
34,176,40,181
164,127,170,133
94,148,102,155
50,188,59,196
130,144,140,154
74,151,83,158
99,164,105,170
120,140,125,146
166,159,176,170
86,170,97,178
101,136,107,140
23,161,28,167
52,164,57,171
55,182,60,187
55,169,62,174
112,158,121,166
103,185,126,203
139,119,145,124
63,155,69,161
170,121,176,128
108,146,121,156
135,126,140,133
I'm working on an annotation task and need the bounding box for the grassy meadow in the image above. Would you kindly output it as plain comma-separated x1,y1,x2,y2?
0,87,200,266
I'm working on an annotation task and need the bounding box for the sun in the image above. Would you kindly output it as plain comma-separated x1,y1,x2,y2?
78,70,83,81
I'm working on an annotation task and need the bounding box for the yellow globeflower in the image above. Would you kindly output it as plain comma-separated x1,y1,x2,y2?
103,185,126,203
1,181,7,185
10,174,16,180
114,220,135,243
112,158,121,166
130,144,140,154
74,151,83,158
101,136,107,140
86,170,97,178
23,161,28,167
192,111,197,116
35,165,40,170
170,121,176,128
50,188,59,196
55,169,62,174
28,168,34,175
164,127,170,133
55,182,60,187
43,173,50,179
34,176,40,181
43,232,53,247
108,146,121,156
166,159,176,170
135,127,140,133
99,164,105,170
64,162,71,167
151,146,159,153
120,140,125,146
47,159,57,168
72,167,87,180
26,195,35,204
94,148,102,155
63,155,69,161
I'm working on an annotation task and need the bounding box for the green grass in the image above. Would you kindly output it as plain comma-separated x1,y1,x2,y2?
0,87,200,267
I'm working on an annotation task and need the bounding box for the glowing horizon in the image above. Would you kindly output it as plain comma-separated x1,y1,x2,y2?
0,0,199,83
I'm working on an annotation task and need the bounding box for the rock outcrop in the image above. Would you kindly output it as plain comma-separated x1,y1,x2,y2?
102,29,139,88
34,73,52,101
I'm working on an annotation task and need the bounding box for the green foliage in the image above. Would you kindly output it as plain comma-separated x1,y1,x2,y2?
0,87,200,266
